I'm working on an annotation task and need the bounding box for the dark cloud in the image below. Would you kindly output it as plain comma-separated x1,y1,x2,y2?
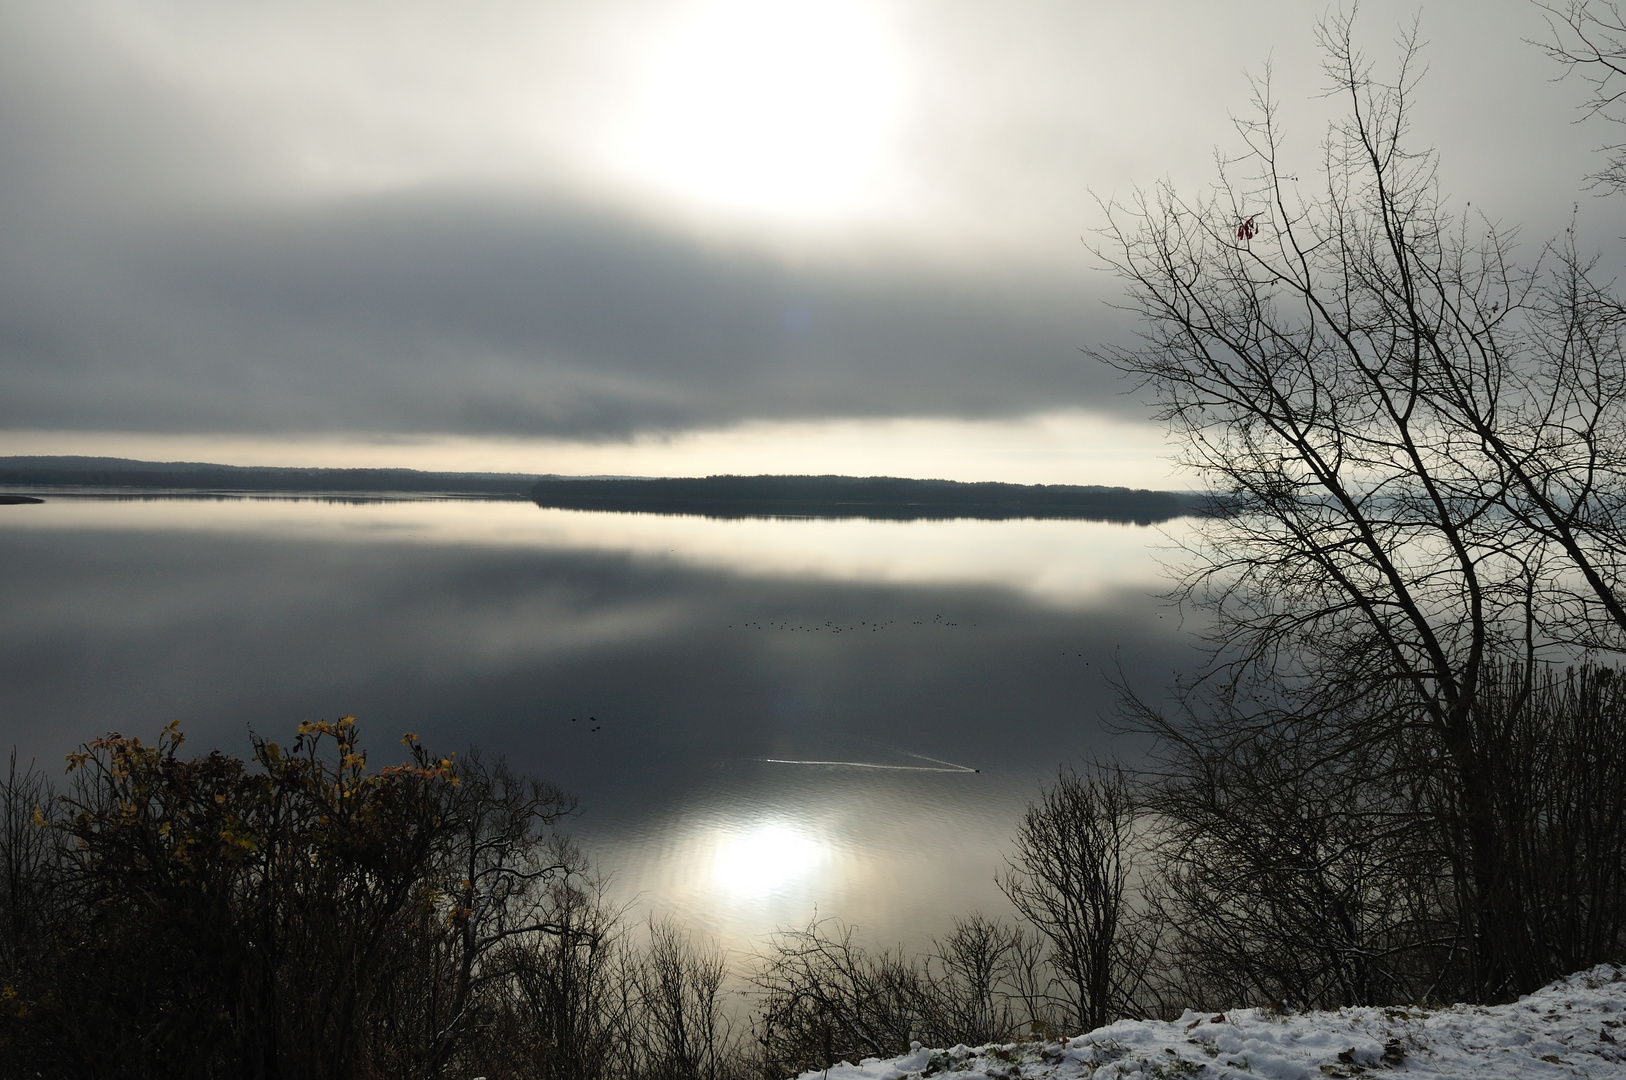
0,181,1136,437
0,0,1596,443
0,0,1136,440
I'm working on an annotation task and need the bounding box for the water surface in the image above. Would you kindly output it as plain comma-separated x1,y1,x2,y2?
0,496,1199,958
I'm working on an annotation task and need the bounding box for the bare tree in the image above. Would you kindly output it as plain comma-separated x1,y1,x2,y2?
750,914,1046,1071
1094,10,1626,1000
420,749,581,1071
0,754,59,981
1536,1,1626,195
999,763,1143,1031
922,914,1030,1046
627,916,741,1080
500,867,628,1080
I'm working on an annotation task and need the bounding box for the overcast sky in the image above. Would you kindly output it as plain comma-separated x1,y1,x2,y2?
0,0,1613,482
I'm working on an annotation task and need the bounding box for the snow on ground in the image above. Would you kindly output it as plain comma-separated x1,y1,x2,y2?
797,965,1626,1080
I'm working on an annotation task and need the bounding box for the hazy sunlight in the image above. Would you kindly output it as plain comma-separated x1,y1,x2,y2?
618,0,906,218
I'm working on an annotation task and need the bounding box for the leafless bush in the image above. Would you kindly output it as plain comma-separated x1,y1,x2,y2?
1448,662,1626,988
1131,699,1456,1010
623,916,746,1080
1000,763,1150,1031
752,918,920,1075
920,914,1033,1045
0,753,62,983
750,914,1047,1075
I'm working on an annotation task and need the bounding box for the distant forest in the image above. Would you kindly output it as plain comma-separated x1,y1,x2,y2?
0,457,1206,523
529,475,1205,523
0,457,537,497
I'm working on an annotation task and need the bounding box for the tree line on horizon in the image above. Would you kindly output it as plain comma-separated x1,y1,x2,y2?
0,458,1207,524
527,475,1204,523
0,458,539,497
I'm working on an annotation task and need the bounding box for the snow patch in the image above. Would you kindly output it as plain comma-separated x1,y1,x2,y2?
794,964,1626,1080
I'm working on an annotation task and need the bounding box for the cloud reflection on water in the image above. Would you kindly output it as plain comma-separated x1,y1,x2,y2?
3,497,1188,606
0,496,1201,956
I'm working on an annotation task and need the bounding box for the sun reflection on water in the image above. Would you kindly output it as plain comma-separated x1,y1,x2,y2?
711,821,829,900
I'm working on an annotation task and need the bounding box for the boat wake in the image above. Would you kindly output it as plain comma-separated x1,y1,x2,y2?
757,751,977,774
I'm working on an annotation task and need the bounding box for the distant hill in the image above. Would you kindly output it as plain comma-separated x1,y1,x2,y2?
0,458,1208,522
529,475,1207,523
0,456,537,496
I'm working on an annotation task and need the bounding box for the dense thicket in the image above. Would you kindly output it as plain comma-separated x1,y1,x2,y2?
0,721,765,1080
1119,662,1626,1011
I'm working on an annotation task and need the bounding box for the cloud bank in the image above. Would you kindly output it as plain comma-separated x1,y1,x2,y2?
0,0,1603,449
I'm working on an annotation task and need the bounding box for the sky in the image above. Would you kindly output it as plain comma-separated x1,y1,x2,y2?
0,0,1613,485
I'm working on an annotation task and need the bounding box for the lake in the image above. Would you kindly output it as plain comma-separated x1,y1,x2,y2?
0,495,1199,963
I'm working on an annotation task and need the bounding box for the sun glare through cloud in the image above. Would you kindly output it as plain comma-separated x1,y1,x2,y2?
616,0,907,219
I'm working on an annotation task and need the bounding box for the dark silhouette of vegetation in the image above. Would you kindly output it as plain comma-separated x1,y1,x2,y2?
0,688,1617,1078
0,456,538,497
1091,8,1626,1006
1104,661,1626,1014
0,722,1104,1079
751,914,1053,1077
0,720,756,1080
530,475,1204,524
999,763,1149,1032
622,917,739,1080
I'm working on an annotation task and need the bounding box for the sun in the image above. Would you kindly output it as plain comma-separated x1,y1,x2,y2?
615,0,906,219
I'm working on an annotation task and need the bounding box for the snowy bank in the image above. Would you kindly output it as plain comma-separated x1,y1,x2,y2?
796,965,1626,1080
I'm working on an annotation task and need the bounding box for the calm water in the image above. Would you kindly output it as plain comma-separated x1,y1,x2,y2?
0,496,1198,959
